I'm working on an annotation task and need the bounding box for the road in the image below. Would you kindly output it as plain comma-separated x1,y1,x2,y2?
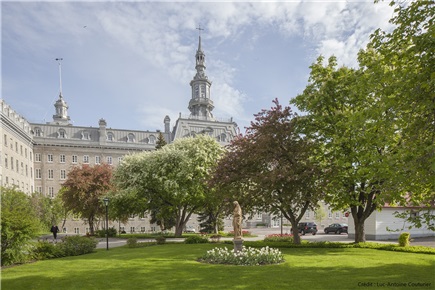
39,228,434,249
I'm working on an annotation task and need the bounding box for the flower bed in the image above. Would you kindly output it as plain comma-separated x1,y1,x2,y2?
200,246,284,266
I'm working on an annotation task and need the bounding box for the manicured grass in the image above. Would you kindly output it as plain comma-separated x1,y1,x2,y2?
2,244,434,290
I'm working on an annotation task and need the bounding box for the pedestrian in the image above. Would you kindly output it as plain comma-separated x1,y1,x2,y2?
50,225,60,240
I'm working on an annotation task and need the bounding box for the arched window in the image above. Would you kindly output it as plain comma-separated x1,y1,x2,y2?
107,132,114,141
58,129,67,138
81,131,90,140
127,133,135,142
149,135,156,144
220,133,227,142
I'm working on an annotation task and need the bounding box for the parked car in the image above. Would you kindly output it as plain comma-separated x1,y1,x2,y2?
291,222,318,235
184,228,196,233
324,223,348,234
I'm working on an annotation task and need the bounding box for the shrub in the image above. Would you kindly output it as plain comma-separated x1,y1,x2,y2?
126,237,138,248
32,240,63,260
399,232,410,247
185,235,209,244
1,187,42,266
227,230,251,237
56,236,98,256
264,234,294,243
155,236,166,245
95,227,117,238
200,246,284,266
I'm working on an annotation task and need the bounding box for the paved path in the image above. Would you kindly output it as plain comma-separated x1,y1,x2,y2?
39,229,435,249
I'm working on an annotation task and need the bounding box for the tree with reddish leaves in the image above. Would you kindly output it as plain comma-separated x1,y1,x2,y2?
61,163,114,235
210,99,324,244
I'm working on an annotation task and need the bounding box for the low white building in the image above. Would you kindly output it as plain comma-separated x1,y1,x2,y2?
348,207,435,240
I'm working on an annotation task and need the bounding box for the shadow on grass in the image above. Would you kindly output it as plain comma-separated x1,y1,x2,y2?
2,245,434,290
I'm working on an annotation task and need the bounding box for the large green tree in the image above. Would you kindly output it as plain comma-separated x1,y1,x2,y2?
211,99,323,244
114,135,225,237
291,1,434,242
61,163,114,235
1,187,42,266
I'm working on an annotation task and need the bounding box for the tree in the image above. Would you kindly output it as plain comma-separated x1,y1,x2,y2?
114,135,225,237
155,132,167,150
30,192,64,231
359,1,434,216
1,187,42,266
210,99,324,244
61,163,114,235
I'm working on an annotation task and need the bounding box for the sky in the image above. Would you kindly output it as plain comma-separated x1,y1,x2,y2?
2,1,396,133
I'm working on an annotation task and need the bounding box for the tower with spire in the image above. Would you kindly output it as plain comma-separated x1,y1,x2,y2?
171,28,238,144
188,34,214,120
51,58,71,125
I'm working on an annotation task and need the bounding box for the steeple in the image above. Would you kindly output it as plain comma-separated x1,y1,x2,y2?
51,58,71,125
188,28,214,120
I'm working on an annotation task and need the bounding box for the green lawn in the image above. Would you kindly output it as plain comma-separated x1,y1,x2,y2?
2,244,434,290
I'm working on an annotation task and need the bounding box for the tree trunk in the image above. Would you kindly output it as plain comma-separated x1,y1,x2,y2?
291,222,301,244
354,219,366,243
88,215,95,235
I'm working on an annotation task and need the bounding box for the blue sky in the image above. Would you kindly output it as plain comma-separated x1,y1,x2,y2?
2,1,395,132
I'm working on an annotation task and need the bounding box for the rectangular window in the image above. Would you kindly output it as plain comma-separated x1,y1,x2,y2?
25,148,28,158
11,157,14,170
139,212,147,219
83,155,89,164
3,134,6,146
35,168,42,179
95,156,100,164
328,211,332,218
140,227,146,233
35,153,41,162
48,169,54,179
74,228,80,234
16,160,19,172
118,157,123,164
107,156,112,165
130,227,135,233
335,212,340,219
306,210,310,218
36,186,43,193
48,187,55,198
20,145,23,155
30,167,33,178
60,154,66,163
47,154,53,162
256,213,262,220
26,165,28,176
72,155,78,164
4,155,7,168
15,142,18,152
60,169,66,180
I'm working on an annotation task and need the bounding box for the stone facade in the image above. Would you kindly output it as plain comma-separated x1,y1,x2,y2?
0,99,34,194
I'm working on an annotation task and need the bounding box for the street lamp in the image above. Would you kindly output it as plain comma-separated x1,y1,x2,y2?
103,197,109,250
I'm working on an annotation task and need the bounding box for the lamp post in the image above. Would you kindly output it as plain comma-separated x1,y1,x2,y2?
103,198,109,250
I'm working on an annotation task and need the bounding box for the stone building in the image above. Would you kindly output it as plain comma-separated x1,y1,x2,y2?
24,35,237,234
0,99,34,194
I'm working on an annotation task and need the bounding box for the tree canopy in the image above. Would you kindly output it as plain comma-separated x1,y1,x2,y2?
113,135,225,237
211,99,324,244
61,163,114,235
291,1,434,241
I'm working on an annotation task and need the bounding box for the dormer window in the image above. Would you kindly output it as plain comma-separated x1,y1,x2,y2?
34,127,42,137
58,129,67,138
127,133,135,142
149,135,156,144
81,131,90,140
107,132,114,142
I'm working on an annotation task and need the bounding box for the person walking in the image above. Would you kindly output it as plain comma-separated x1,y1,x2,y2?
50,225,60,240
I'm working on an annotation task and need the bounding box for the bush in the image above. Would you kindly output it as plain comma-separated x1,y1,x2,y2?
56,236,98,256
1,187,42,266
32,240,63,260
399,232,410,247
185,235,209,244
95,227,117,238
126,237,138,248
264,234,294,243
155,236,166,245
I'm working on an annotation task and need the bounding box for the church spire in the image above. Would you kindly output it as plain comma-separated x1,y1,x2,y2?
188,26,214,120
51,58,71,125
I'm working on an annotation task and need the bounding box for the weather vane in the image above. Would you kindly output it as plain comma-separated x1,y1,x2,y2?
196,24,204,37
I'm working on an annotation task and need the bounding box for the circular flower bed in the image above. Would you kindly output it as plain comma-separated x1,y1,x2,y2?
199,246,284,266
